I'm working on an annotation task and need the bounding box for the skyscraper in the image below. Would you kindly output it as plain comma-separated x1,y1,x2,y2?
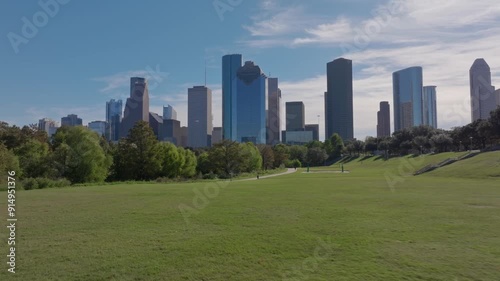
212,127,223,145
188,86,213,148
160,119,180,145
393,67,423,132
61,114,83,127
88,121,107,136
149,112,163,139
235,61,267,144
286,102,305,131
377,101,391,138
106,99,122,141
470,59,497,121
38,118,58,137
120,77,149,139
325,58,354,141
423,86,438,129
496,89,500,108
222,54,242,141
267,77,281,145
305,124,320,141
163,105,177,120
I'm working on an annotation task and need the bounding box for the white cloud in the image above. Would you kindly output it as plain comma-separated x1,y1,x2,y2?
241,0,500,140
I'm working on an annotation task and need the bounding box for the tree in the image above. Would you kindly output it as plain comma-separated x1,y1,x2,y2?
196,152,212,175
158,142,183,178
51,126,111,183
272,144,289,168
0,143,21,186
14,139,51,178
364,137,378,155
430,134,453,153
240,142,262,172
329,133,344,158
126,121,162,180
180,148,197,178
208,140,245,177
306,147,328,166
288,145,307,165
257,144,275,170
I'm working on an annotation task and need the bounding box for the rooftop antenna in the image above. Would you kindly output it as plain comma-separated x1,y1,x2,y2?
204,59,207,86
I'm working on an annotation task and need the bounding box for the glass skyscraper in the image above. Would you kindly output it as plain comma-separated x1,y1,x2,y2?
392,67,423,132
222,54,242,141
423,86,437,129
235,61,267,144
470,58,497,122
106,99,122,141
325,58,354,141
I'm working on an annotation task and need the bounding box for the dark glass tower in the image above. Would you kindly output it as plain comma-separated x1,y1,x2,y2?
235,61,267,144
106,99,122,141
377,101,391,137
325,58,354,141
393,67,423,132
286,102,305,131
222,54,242,141
423,86,437,129
120,77,149,139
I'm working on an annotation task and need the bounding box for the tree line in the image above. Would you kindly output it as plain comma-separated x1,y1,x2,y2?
0,108,499,188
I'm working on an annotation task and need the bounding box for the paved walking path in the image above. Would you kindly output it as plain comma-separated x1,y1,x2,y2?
237,168,297,181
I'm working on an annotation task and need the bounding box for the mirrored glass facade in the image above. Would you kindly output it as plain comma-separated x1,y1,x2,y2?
392,67,423,132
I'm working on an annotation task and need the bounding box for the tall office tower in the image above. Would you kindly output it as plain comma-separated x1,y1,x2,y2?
120,77,150,139
267,77,281,145
88,121,107,136
305,124,320,141
496,89,500,108
325,58,354,141
222,54,243,141
61,114,83,127
286,102,305,131
180,126,188,147
160,119,181,145
212,127,223,145
470,59,497,121
149,112,163,139
106,99,122,141
163,104,177,120
393,66,423,132
377,101,391,138
423,86,438,129
235,61,267,144
188,86,213,148
38,118,59,137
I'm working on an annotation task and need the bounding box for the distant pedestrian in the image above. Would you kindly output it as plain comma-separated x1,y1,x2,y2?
257,174,259,180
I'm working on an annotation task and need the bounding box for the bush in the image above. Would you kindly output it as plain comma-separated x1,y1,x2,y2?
21,178,71,190
202,172,218,180
22,178,39,190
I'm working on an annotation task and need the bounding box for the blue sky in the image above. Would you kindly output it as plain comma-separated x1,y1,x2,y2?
2,0,500,140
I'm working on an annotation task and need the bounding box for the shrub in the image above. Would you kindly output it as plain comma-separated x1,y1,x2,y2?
22,178,39,190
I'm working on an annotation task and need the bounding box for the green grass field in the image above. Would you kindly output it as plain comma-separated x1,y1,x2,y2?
1,152,499,280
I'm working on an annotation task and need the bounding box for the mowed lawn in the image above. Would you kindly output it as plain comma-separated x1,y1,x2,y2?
1,153,499,280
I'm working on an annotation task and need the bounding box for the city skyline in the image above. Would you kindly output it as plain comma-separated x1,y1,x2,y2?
3,1,500,140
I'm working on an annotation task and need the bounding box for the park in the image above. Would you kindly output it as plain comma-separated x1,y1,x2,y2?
0,151,499,280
